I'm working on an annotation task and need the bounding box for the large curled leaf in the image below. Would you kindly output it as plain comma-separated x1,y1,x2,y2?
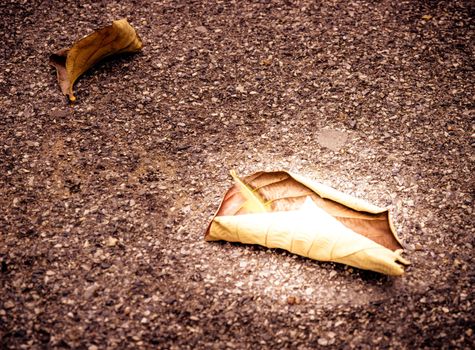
206,171,410,276
49,19,143,102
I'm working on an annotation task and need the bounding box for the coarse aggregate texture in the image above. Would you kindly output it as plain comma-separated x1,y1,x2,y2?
0,0,474,349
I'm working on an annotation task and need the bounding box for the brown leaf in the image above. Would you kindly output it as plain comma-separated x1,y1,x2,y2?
206,171,410,275
208,170,403,251
49,19,143,102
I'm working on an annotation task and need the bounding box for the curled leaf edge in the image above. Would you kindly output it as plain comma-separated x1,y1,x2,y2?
205,170,406,252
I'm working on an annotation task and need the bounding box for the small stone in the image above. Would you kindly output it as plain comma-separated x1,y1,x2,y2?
465,328,473,337
195,26,208,33
4,300,15,309
334,320,344,327
287,296,301,305
46,270,55,276
94,249,104,258
318,338,329,346
106,237,118,247
84,284,99,299
81,264,92,271
88,345,98,350
260,58,272,65
26,141,40,147
236,85,246,93
100,262,111,269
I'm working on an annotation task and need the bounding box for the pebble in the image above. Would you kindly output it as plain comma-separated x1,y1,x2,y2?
26,141,40,147
287,296,301,305
106,237,118,247
84,284,99,299
94,249,104,258
318,338,329,346
195,26,208,33
4,301,15,309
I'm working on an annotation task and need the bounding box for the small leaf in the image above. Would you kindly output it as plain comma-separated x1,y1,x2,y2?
49,19,143,102
421,15,433,21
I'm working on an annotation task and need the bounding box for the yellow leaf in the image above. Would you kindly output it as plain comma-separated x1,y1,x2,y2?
49,19,143,102
229,170,268,213
206,171,410,276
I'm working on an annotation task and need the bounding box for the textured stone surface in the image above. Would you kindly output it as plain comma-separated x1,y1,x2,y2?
0,0,473,349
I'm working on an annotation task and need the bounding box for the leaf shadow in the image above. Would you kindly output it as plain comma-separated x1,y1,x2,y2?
50,51,144,102
78,51,143,84
223,240,396,285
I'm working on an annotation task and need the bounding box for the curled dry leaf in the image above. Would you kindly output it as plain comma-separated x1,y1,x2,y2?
49,19,142,102
205,171,410,276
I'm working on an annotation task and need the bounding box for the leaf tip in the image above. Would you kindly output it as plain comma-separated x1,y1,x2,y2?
395,249,411,265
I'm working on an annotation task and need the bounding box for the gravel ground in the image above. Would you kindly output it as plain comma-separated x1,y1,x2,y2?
1,0,474,349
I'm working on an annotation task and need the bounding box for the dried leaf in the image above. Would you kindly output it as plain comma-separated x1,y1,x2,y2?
206,171,410,276
49,19,143,102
